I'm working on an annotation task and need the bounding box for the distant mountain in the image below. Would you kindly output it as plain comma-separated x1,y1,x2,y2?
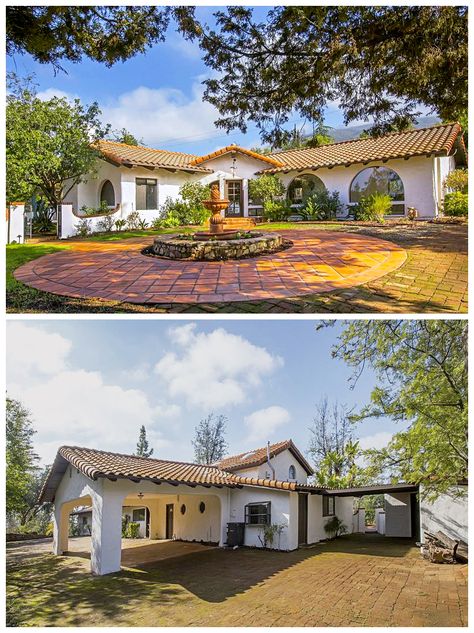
329,116,441,143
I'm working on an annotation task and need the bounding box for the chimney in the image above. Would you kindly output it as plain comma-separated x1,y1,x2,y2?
266,441,276,480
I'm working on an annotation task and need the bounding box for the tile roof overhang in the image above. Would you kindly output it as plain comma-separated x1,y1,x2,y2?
216,439,314,475
95,140,212,174
189,145,285,168
259,123,466,174
38,446,312,503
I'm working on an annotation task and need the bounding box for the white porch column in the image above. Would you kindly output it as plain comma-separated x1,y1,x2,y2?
52,502,70,555
242,178,249,217
91,487,124,575
219,490,231,546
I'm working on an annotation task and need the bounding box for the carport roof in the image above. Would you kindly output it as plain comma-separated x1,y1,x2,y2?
322,483,419,497
39,446,315,503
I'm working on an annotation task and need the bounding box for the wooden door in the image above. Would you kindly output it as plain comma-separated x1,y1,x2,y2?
165,504,174,539
298,494,308,545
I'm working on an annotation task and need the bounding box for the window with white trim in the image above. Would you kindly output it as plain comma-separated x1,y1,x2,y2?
244,502,271,525
136,178,158,210
322,495,335,517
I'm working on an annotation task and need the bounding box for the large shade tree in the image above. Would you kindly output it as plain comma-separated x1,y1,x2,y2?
6,6,196,70
6,7,467,146
6,396,39,518
192,413,228,465
308,397,367,488
6,75,108,214
194,6,467,145
326,320,467,500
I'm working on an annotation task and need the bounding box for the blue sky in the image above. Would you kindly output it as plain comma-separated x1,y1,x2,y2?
7,319,398,467
7,6,369,155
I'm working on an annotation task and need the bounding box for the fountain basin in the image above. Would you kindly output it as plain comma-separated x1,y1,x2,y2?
149,232,287,261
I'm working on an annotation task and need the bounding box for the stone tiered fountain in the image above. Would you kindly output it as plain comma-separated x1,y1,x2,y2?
194,183,238,241
149,183,287,261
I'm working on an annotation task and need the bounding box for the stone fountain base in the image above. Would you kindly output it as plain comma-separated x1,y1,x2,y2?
148,232,287,261
193,229,240,241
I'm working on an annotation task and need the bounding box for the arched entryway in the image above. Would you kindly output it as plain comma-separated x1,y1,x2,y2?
99,180,116,208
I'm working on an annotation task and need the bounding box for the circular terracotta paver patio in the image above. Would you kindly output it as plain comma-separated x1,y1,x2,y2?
14,230,406,304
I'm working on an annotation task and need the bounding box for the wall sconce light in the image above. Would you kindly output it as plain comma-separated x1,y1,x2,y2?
137,492,144,500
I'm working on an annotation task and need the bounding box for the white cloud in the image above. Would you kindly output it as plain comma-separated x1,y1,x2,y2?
165,34,202,60
244,406,291,443
36,88,78,102
7,322,72,381
358,431,393,451
6,324,171,464
100,81,220,146
155,325,283,409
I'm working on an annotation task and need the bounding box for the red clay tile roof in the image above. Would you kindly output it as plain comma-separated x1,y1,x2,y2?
95,140,212,173
189,145,284,167
216,439,314,475
39,445,314,503
261,123,466,174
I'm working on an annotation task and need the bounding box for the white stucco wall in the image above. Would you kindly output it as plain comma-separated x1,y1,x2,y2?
277,156,441,218
420,485,468,543
336,497,355,534
307,495,326,543
228,487,295,550
230,449,309,484
143,494,221,544
384,492,412,537
6,203,25,244
434,155,457,214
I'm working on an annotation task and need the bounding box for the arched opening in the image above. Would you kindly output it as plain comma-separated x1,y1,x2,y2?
350,166,405,215
100,180,116,208
288,465,296,480
54,494,92,556
287,173,326,205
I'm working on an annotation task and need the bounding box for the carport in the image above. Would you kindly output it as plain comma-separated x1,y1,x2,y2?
328,483,420,539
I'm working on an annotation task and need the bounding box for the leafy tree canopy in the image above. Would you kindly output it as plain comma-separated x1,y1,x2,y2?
135,425,154,458
111,128,143,146
327,320,467,500
6,396,39,517
308,397,368,488
6,73,108,206
248,175,285,205
194,6,467,145
6,6,196,70
192,413,228,465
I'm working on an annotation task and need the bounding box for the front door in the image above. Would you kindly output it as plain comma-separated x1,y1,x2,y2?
298,494,308,545
225,180,243,216
165,504,174,539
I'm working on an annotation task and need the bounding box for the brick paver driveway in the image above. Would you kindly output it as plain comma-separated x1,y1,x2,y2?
7,534,467,626
15,230,406,305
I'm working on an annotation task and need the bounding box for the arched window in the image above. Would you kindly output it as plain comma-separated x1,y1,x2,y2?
350,167,405,215
288,465,296,480
100,180,115,207
288,174,325,205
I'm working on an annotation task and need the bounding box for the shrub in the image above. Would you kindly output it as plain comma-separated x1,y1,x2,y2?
97,213,116,233
122,515,130,537
126,211,141,229
248,174,285,206
179,181,211,209
263,200,292,221
137,217,149,230
352,193,392,222
300,189,343,220
32,199,55,233
79,200,110,216
443,192,468,216
257,523,286,548
115,218,127,231
159,194,210,227
126,522,140,539
74,218,92,237
324,516,347,539
444,168,468,194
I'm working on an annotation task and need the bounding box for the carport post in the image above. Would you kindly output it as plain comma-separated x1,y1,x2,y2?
52,502,70,555
91,488,124,575
219,490,231,546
